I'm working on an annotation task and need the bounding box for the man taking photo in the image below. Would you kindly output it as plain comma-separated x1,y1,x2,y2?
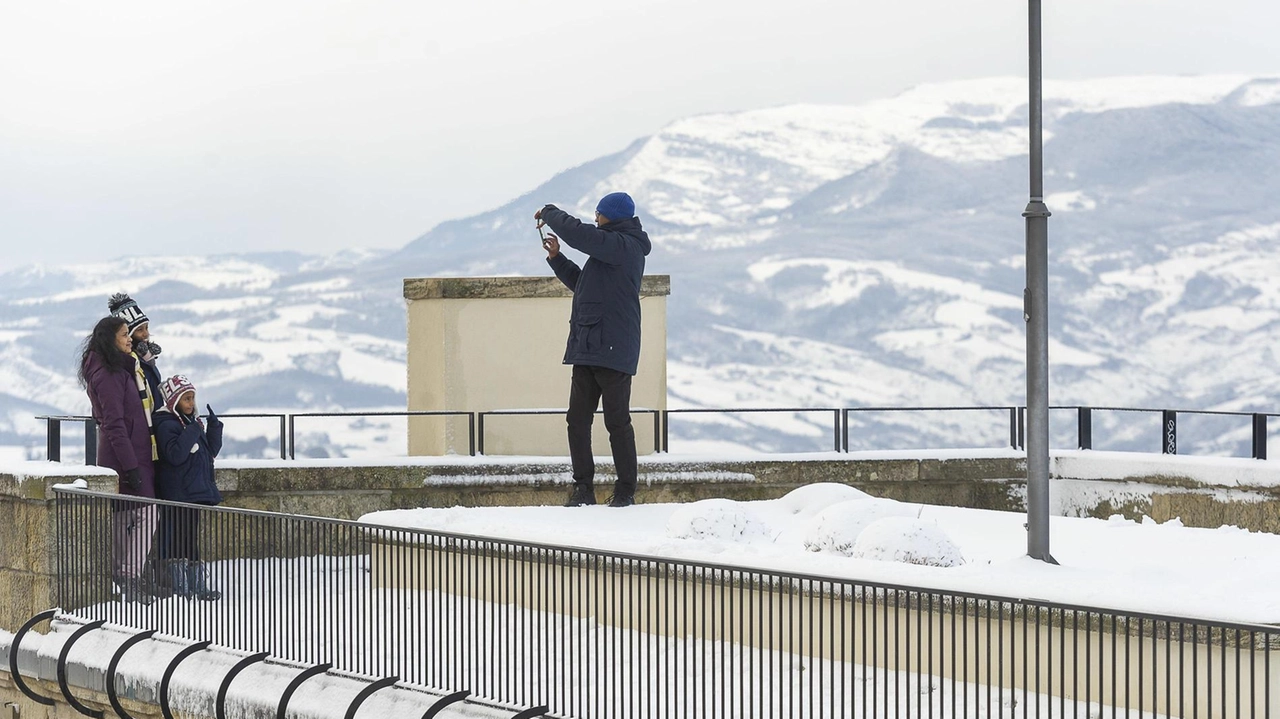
536,192,652,508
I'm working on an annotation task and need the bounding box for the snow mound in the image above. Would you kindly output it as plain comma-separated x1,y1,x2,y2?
803,498,919,555
776,483,872,517
666,498,773,543
850,517,965,567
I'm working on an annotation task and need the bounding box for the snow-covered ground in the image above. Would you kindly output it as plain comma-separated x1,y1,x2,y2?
364,482,1280,625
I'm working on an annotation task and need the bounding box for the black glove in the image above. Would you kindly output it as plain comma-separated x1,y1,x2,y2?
134,339,161,360
122,468,142,491
206,404,220,424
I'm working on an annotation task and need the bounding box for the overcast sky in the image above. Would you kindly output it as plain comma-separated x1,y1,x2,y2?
2,0,1277,268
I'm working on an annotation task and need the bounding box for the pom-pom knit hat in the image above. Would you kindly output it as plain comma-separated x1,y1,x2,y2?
108,293,150,333
161,374,196,413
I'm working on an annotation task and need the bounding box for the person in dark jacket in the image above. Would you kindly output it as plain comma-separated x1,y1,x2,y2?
153,374,224,601
78,315,159,603
108,293,164,403
535,191,652,508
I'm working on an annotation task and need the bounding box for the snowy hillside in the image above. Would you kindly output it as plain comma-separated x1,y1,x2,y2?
0,253,408,458
4,75,1280,458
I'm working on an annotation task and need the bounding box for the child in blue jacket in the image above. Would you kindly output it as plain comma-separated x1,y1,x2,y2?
154,374,224,601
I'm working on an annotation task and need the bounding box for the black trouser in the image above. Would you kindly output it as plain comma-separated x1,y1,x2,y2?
567,364,637,495
160,505,202,562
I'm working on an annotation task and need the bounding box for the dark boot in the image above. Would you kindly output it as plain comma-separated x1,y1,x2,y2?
186,561,222,602
142,556,173,599
606,490,635,508
166,559,191,598
115,577,155,605
564,483,597,507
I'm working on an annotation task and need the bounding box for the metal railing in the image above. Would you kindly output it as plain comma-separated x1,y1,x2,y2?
287,410,477,459
1060,406,1275,460
52,488,1279,718
35,404,1279,462
38,413,291,461
35,415,99,465
476,408,662,455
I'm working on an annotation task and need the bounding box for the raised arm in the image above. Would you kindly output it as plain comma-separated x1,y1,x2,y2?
539,205,632,266
548,252,581,290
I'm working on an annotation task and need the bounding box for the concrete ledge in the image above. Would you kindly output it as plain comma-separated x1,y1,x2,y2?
212,452,1031,518
404,274,671,300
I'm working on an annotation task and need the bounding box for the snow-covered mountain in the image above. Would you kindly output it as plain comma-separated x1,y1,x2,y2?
4,75,1279,458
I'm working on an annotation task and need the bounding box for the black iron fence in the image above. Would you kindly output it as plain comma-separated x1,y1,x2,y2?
35,404,1278,462
49,488,1280,718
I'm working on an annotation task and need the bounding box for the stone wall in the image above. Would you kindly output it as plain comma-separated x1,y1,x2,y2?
212,453,1031,519
0,468,117,635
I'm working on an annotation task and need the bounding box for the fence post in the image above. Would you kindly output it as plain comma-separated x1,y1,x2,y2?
842,409,849,453
1009,408,1018,449
1018,407,1026,450
279,415,288,460
83,419,97,465
833,409,841,453
287,415,296,460
1077,407,1092,450
46,418,61,462
662,411,669,453
468,413,476,457
1162,410,1177,454
653,411,661,454
1253,413,1267,460
477,413,485,455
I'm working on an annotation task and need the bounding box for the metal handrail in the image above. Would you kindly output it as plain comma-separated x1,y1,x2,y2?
477,408,661,455
287,410,477,458
33,403,1276,462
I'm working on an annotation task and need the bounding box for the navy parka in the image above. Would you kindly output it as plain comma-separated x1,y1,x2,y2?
541,205,651,375
153,409,224,505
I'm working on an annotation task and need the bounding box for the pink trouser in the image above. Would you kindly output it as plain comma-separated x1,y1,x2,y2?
111,505,158,579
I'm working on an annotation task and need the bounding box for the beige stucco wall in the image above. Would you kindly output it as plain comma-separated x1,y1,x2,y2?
404,276,669,456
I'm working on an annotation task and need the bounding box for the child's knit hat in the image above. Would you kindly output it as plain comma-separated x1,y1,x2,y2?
161,374,196,413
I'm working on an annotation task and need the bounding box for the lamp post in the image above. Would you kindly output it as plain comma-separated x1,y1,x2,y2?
1024,0,1056,564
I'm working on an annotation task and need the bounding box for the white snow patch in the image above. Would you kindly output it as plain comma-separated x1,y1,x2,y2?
850,516,966,567
775,482,872,517
803,498,922,556
665,498,773,543
1237,79,1280,107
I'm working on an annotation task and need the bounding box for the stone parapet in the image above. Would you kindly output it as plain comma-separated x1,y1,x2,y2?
404,275,671,300
0,467,117,634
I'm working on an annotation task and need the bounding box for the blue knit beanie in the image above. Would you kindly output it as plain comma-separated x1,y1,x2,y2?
595,192,635,222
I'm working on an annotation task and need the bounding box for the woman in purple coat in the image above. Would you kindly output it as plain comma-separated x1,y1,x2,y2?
78,315,160,602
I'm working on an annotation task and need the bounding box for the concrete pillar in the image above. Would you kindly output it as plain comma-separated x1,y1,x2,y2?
404,276,669,456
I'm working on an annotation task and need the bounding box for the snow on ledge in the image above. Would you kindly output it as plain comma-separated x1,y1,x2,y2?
0,460,118,481
1052,450,1280,488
